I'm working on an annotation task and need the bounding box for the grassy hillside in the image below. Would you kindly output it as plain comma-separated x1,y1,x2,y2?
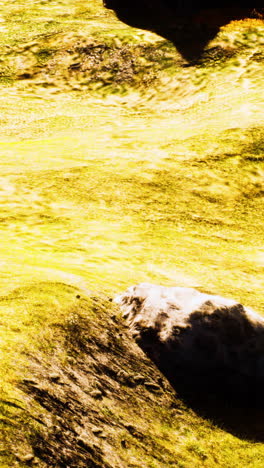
1,1,264,466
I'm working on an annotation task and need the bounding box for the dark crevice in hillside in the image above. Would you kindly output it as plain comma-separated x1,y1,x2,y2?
148,363,264,442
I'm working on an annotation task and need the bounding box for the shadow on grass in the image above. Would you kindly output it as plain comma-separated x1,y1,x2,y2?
139,341,264,442
104,2,263,61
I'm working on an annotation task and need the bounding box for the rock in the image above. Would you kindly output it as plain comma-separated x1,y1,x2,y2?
90,389,103,399
76,432,92,449
116,369,133,385
133,374,146,384
121,439,128,448
123,423,134,429
22,378,38,385
21,378,40,389
49,373,61,382
91,426,104,435
115,283,264,404
123,423,143,439
16,453,35,463
23,454,35,462
144,381,161,392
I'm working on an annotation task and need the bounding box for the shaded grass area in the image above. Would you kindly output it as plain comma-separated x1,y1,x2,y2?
0,0,264,466
0,0,263,95
2,283,264,467
0,0,179,91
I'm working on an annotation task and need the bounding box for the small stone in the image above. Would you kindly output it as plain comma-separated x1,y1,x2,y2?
91,426,103,434
91,390,103,399
22,378,38,385
16,453,35,463
49,373,61,382
133,374,145,384
144,381,160,392
77,433,91,449
124,423,136,433
23,454,35,462
91,426,106,437
53,425,62,435
117,369,131,384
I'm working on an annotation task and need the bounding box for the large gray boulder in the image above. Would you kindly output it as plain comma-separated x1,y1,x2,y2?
115,283,264,405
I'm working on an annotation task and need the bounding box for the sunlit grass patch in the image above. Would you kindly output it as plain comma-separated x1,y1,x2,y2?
0,283,81,379
0,92,263,308
0,282,75,464
0,281,114,467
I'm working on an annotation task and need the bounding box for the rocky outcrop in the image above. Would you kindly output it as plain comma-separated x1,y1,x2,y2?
115,283,264,406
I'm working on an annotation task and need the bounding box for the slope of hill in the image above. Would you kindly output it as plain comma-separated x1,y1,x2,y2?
0,1,264,467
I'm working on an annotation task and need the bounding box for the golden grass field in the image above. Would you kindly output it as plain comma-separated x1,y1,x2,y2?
1,1,264,466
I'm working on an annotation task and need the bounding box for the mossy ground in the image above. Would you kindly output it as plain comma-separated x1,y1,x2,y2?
0,1,264,466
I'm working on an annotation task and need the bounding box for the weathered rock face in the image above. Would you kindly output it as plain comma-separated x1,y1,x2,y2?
115,283,264,406
104,1,263,60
